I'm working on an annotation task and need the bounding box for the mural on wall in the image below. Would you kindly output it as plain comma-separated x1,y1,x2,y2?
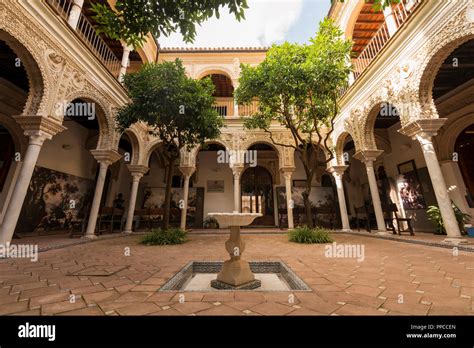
16,166,95,233
142,187,203,227
276,186,336,226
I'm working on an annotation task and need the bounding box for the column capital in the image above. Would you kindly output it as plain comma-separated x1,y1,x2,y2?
13,115,66,140
231,164,245,176
127,164,149,178
90,149,122,165
353,149,383,163
327,165,348,177
179,166,196,177
280,167,295,174
398,118,447,140
121,40,133,52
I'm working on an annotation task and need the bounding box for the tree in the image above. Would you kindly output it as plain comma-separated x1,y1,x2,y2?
92,0,248,48
116,59,223,230
235,18,352,227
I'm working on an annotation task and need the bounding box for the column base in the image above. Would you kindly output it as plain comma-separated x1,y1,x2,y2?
122,230,133,235
442,237,468,245
81,234,98,240
340,229,352,233
375,231,389,235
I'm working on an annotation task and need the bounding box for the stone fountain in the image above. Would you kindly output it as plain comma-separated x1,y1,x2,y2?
208,212,262,290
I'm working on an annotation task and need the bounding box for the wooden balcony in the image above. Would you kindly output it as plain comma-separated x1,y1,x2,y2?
46,0,121,78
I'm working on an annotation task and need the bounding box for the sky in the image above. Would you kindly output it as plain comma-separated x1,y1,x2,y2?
159,0,332,49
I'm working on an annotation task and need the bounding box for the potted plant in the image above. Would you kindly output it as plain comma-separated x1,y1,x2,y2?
426,202,471,235
203,216,219,229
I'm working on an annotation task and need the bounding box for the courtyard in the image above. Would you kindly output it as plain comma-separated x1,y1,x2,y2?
1,232,473,316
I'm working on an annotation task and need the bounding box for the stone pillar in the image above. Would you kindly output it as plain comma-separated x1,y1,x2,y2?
399,119,463,242
383,5,398,37
440,160,471,215
0,116,66,245
354,150,386,232
179,166,196,230
119,43,132,83
327,165,351,231
67,0,84,30
123,164,149,233
232,80,239,117
83,149,122,239
282,168,295,229
232,165,244,212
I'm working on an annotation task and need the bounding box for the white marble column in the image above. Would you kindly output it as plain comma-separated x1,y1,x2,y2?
119,43,132,83
282,169,295,229
67,0,84,30
383,5,398,37
354,150,386,232
328,165,351,231
232,80,239,117
232,165,244,212
123,165,149,233
179,166,196,230
399,119,464,242
416,135,461,238
0,135,46,244
0,117,65,245
83,149,122,239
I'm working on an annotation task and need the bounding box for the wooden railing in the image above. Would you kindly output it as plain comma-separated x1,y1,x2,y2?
213,97,234,117
350,0,421,84
211,98,260,117
46,0,73,19
238,100,259,116
46,0,121,78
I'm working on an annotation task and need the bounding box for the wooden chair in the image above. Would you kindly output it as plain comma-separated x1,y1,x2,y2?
386,203,414,236
97,207,123,235
129,208,149,231
354,205,371,232
312,206,337,229
278,207,288,229
148,208,164,230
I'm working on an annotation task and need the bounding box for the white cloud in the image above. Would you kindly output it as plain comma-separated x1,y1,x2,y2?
159,0,304,48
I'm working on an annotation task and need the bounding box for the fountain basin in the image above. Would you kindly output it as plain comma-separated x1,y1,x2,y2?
208,212,262,227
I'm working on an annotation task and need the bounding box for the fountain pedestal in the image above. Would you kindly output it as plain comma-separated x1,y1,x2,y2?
208,212,262,290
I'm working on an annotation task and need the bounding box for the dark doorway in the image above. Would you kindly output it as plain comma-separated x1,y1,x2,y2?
455,124,474,207
0,126,15,193
241,166,274,226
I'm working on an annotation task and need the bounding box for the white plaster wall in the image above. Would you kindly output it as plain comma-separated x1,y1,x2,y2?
194,151,234,220
37,121,97,180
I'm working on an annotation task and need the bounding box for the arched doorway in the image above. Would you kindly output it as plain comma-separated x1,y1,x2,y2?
455,124,474,207
241,166,274,226
0,126,15,192
201,73,234,116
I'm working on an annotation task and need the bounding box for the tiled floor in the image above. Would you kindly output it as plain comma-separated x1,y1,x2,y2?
1,233,473,316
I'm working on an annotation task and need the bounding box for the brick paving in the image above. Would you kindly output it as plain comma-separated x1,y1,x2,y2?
0,233,473,316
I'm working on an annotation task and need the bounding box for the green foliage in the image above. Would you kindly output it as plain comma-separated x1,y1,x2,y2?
117,59,223,149
91,0,248,47
117,59,223,230
140,228,188,245
426,203,471,235
288,226,333,244
236,18,352,227
236,18,352,158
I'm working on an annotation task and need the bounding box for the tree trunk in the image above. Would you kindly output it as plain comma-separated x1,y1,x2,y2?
162,156,175,230
302,182,314,228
